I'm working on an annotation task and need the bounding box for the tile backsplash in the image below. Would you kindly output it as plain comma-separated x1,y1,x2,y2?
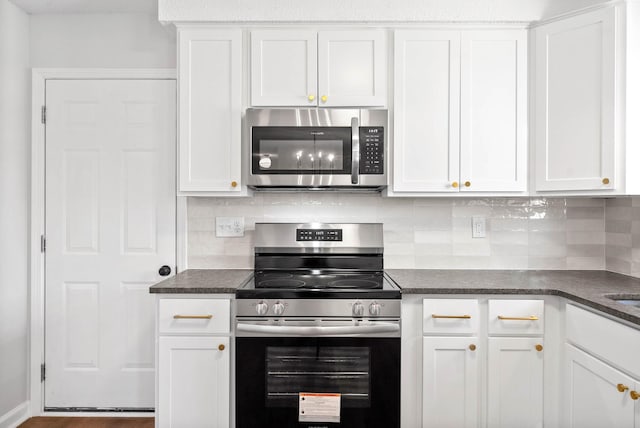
187,195,609,271
605,196,640,278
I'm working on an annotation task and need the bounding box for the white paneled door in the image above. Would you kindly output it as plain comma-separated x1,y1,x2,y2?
44,79,176,409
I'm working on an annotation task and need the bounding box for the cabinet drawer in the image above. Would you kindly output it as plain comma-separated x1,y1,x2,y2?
423,299,479,334
159,299,230,334
566,304,640,379
488,299,544,335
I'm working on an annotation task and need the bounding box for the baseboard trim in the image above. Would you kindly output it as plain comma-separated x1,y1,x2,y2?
0,401,30,428
41,411,155,418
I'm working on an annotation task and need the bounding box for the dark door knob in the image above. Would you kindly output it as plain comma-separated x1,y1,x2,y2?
158,265,172,276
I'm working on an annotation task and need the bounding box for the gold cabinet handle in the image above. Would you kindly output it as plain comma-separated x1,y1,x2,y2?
451,181,459,188
432,314,471,319
617,384,630,393
535,344,543,352
308,95,315,102
218,344,226,351
469,344,476,351
321,95,328,103
498,315,539,321
631,391,640,400
173,314,213,320
231,181,238,188
602,177,610,185
464,181,471,187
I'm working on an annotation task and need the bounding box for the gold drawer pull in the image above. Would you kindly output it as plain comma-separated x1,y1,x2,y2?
173,314,213,320
498,315,539,321
218,344,226,351
432,314,471,319
617,384,630,393
602,177,610,185
631,391,640,400
469,344,476,351
535,344,543,352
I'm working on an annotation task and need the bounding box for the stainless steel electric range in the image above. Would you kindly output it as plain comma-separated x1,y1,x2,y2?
235,223,401,428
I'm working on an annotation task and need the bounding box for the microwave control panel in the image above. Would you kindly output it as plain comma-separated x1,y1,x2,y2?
360,127,384,175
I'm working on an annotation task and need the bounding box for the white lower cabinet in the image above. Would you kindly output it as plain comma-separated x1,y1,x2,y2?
422,337,479,428
487,337,544,428
156,297,231,428
564,304,640,428
565,343,636,428
419,298,545,428
158,336,230,428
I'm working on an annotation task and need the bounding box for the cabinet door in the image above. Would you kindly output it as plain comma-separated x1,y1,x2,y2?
251,30,318,106
460,30,527,192
178,28,242,193
393,30,460,192
487,337,544,428
422,337,479,428
565,344,635,428
158,336,230,428
318,30,387,107
535,7,617,191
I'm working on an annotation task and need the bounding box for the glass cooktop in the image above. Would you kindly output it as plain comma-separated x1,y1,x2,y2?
236,270,400,299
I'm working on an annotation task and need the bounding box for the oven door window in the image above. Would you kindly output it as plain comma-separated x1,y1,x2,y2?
266,346,370,408
236,337,400,428
251,126,351,175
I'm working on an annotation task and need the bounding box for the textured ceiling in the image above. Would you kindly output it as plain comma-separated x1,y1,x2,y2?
9,0,156,14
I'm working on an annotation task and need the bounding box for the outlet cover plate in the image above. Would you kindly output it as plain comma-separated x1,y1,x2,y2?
216,217,245,237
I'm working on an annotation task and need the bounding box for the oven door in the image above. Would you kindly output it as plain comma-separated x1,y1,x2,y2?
236,336,400,428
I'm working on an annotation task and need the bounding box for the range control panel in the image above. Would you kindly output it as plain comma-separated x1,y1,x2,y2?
359,127,384,175
296,229,343,241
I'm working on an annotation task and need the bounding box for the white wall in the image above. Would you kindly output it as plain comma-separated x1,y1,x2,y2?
30,13,175,68
159,0,608,23
0,0,31,424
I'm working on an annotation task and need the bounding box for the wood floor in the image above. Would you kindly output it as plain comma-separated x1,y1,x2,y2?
19,417,154,428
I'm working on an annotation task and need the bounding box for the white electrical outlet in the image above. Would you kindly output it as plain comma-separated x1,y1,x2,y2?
216,217,245,237
472,216,486,238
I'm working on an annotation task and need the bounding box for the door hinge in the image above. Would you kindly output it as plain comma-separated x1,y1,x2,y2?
41,364,46,382
41,105,46,124
41,235,46,253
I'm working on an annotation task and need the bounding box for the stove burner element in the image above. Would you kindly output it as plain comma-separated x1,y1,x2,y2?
257,279,306,288
327,279,381,289
260,272,293,279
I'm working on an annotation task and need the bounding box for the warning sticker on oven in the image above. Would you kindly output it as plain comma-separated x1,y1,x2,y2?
298,392,341,423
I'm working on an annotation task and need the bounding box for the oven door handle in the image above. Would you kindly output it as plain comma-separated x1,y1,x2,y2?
236,322,399,336
351,116,360,184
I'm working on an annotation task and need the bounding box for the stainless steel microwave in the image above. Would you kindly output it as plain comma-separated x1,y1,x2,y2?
246,108,387,190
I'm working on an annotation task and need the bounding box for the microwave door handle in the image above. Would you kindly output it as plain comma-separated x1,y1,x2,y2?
351,117,360,184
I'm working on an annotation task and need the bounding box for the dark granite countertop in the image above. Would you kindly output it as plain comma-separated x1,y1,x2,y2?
149,268,640,326
149,269,252,294
386,269,640,326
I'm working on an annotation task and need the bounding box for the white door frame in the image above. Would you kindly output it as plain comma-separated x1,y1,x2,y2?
30,68,186,417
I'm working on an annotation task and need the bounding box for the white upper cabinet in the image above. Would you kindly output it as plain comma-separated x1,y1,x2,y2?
534,7,617,192
460,31,527,193
251,30,318,107
393,30,461,192
393,29,527,194
178,27,244,195
251,29,387,107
